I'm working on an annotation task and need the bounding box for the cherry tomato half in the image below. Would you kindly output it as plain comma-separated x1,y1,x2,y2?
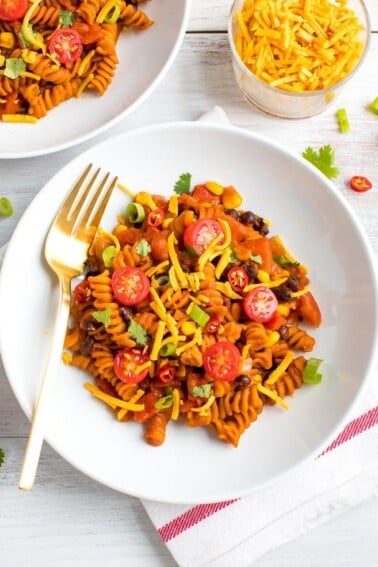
183,219,224,255
147,208,164,227
0,0,28,21
243,286,278,323
227,266,249,293
111,267,150,306
48,28,83,65
349,176,372,193
203,341,241,382
72,279,91,303
114,348,150,384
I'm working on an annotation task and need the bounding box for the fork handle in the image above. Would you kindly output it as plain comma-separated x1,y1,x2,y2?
19,280,71,490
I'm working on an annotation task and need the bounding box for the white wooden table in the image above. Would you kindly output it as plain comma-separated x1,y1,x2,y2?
1,1,377,565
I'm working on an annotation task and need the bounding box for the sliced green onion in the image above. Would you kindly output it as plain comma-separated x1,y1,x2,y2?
303,357,323,384
154,394,173,410
104,3,121,23
159,343,177,357
156,275,170,287
126,202,145,224
0,197,13,218
336,108,350,133
189,304,210,327
102,245,116,267
368,97,378,115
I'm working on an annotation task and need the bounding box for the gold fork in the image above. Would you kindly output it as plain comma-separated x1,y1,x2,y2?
19,164,118,491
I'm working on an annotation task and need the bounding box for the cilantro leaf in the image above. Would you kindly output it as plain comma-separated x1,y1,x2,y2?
173,172,192,195
192,383,213,398
0,448,4,467
273,255,300,267
302,145,340,179
92,307,111,327
128,319,148,346
4,58,26,79
136,239,151,257
60,10,74,27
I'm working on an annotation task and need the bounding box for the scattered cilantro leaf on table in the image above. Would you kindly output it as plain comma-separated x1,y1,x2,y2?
174,172,192,195
302,145,340,179
0,448,5,467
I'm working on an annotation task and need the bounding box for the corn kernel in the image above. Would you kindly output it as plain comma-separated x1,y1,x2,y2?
0,32,15,49
277,304,290,316
181,321,197,336
22,49,38,64
265,331,280,347
257,269,270,283
205,181,224,196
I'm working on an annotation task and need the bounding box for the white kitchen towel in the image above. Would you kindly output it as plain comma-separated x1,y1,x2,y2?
139,106,378,567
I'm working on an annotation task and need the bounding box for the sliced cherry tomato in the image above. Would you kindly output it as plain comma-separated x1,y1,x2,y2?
158,364,175,383
191,184,221,203
183,219,224,255
111,267,150,306
72,279,91,303
0,0,28,21
227,266,249,293
243,286,278,323
205,317,221,334
113,348,150,384
203,341,241,382
147,208,164,227
48,28,83,65
349,176,373,192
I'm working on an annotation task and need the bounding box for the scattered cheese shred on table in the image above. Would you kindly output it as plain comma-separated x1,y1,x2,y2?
235,0,365,92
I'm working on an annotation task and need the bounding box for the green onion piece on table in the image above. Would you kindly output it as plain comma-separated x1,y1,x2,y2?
368,97,378,115
336,108,350,133
0,197,13,218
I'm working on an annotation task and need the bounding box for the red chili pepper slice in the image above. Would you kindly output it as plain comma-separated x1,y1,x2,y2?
227,266,249,293
72,279,91,303
158,364,175,383
205,317,221,334
147,208,164,227
349,176,372,192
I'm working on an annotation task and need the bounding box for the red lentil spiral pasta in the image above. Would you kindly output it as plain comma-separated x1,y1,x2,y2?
64,177,323,448
0,0,155,123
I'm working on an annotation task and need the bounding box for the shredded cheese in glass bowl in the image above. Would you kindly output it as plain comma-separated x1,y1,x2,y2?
228,0,371,118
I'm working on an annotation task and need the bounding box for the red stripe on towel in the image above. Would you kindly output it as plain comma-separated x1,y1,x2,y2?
318,405,378,456
158,405,378,543
158,500,237,542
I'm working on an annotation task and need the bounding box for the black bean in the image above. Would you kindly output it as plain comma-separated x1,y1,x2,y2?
239,211,256,226
119,306,134,323
80,317,99,332
241,260,258,280
235,375,251,387
84,256,101,277
272,285,292,302
286,275,300,291
80,336,94,356
225,209,239,220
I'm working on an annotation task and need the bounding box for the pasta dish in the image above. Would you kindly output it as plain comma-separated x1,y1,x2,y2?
64,175,322,447
0,0,154,122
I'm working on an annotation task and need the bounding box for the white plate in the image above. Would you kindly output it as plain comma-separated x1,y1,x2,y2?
1,122,377,503
0,0,190,159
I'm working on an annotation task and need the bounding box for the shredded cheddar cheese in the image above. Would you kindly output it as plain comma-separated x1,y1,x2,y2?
257,384,289,409
171,388,181,420
84,382,145,411
234,0,365,92
265,350,295,385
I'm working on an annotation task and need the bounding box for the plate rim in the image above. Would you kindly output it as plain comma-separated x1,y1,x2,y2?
0,0,191,160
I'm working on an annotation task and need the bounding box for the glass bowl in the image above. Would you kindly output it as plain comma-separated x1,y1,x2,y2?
228,0,371,119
